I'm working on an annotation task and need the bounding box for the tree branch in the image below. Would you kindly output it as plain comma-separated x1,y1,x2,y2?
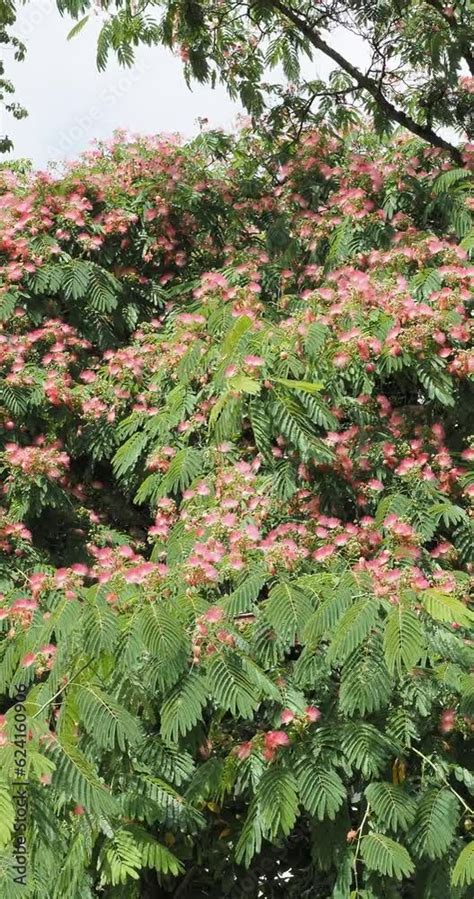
173,865,198,898
270,0,464,164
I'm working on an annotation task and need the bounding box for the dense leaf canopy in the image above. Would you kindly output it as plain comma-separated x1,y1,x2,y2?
0,125,472,897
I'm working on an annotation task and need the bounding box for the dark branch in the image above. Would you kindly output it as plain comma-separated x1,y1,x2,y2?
270,0,464,165
173,865,198,898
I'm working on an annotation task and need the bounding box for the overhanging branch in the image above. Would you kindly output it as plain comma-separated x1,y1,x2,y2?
270,0,464,164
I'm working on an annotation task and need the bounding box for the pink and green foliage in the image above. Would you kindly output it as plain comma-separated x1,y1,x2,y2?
0,126,473,897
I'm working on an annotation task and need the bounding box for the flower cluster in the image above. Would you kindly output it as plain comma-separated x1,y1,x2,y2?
0,126,472,896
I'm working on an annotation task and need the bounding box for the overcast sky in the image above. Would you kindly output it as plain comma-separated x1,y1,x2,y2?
4,2,369,168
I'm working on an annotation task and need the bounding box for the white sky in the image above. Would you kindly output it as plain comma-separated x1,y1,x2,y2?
4,1,369,168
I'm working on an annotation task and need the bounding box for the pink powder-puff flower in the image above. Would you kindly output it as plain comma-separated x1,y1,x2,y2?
21,652,36,668
264,730,290,751
235,741,253,760
244,355,264,367
313,544,336,561
203,606,225,623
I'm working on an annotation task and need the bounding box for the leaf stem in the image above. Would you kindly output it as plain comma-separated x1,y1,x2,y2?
31,661,92,720
411,746,474,816
353,802,370,895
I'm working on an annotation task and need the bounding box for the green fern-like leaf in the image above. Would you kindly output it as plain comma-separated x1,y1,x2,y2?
451,841,474,888
265,581,313,644
139,603,188,661
0,777,15,847
365,782,417,832
221,568,267,616
257,766,298,838
304,322,328,359
296,759,345,820
327,597,380,665
129,825,184,876
411,787,459,860
82,593,118,657
383,606,425,675
432,168,472,195
160,673,209,743
207,650,258,717
340,640,391,715
62,259,91,300
361,833,414,879
235,800,263,867
112,432,149,479
420,590,473,628
47,736,118,815
159,447,203,496
74,683,141,751
341,723,396,777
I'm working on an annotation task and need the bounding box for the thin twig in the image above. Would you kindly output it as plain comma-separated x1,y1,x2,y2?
411,746,474,816
353,802,370,895
31,661,92,720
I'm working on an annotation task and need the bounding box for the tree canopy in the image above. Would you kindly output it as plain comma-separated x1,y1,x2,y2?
0,123,472,897
1,1,473,157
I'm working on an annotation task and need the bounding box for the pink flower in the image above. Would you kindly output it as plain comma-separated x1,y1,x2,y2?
79,370,97,383
439,709,456,734
29,573,47,592
367,479,384,491
245,523,260,541
21,652,36,668
313,544,335,561
395,458,417,475
333,352,350,368
235,741,253,760
203,606,225,623
280,709,295,724
11,599,38,613
243,355,264,368
221,512,237,527
264,730,290,751
305,706,321,722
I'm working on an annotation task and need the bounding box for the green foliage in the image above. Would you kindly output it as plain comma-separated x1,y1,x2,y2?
365,783,417,832
383,606,425,675
58,0,472,164
361,833,414,879
411,788,459,860
452,842,474,888
0,127,472,897
296,759,345,821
